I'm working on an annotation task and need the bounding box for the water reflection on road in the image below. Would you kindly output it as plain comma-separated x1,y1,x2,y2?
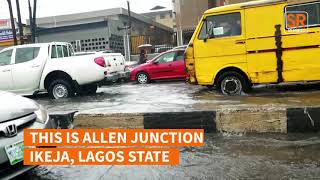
23,133,320,180
24,82,320,179
32,82,320,114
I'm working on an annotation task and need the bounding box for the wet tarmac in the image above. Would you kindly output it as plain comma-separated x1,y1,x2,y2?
32,81,320,114
22,133,320,180
21,81,320,179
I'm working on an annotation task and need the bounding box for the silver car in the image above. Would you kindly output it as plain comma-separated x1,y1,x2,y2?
0,91,55,179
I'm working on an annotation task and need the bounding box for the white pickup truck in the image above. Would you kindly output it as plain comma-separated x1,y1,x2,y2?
0,42,106,99
75,51,130,83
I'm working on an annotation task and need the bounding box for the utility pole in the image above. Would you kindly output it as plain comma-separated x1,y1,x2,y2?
16,0,24,44
127,1,132,29
7,0,18,45
126,1,132,62
117,1,132,61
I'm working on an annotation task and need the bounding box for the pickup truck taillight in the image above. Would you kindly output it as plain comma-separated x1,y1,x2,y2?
94,57,106,67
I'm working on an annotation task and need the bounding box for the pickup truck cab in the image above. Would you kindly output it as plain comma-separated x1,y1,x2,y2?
0,42,106,99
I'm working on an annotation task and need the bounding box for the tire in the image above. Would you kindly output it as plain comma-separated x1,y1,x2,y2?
48,79,75,99
136,72,150,84
217,71,250,95
79,84,98,95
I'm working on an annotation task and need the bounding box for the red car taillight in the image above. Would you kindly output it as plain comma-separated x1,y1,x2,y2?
94,57,106,67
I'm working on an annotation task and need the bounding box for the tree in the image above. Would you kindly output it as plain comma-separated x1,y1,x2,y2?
28,0,33,42
16,0,24,44
28,0,37,43
33,0,37,43
6,0,18,45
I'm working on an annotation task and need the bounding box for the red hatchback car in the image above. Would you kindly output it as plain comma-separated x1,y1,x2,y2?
130,50,188,84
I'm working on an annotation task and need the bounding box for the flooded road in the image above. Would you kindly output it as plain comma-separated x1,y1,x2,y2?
23,82,320,179
22,133,320,180
32,81,320,114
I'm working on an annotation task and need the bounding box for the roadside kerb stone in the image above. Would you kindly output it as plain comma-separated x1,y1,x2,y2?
216,107,287,133
74,113,144,129
68,106,320,133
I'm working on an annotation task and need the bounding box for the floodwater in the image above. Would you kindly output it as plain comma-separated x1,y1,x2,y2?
22,81,320,179
32,81,320,114
21,133,320,180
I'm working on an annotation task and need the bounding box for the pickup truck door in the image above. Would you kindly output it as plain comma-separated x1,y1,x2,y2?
0,49,13,90
11,47,44,93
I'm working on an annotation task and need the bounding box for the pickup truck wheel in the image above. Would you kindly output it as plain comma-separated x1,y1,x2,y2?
136,72,150,84
217,71,249,96
79,84,98,95
48,79,74,99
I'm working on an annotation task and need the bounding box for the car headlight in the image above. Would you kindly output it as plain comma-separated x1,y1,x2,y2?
35,105,49,124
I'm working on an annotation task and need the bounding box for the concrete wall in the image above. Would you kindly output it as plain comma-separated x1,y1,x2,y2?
37,26,110,43
142,11,175,28
225,0,252,5
154,13,174,28
174,0,212,30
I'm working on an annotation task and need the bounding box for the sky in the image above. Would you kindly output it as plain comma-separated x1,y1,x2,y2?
0,0,172,23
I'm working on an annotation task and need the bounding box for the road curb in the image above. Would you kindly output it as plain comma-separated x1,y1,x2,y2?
67,107,320,133
287,107,320,133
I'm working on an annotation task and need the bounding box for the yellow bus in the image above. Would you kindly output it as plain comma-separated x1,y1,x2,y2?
185,0,320,95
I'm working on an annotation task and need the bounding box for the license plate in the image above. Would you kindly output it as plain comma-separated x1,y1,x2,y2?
5,141,24,165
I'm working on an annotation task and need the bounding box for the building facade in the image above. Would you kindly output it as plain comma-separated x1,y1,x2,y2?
173,0,220,45
142,9,174,28
173,0,253,45
30,8,173,58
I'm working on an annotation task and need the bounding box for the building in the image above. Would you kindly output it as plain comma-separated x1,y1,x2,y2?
173,0,219,45
141,6,174,28
29,8,174,58
0,19,31,50
173,0,254,45
225,0,252,4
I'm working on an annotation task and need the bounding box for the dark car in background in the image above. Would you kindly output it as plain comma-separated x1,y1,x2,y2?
0,91,55,179
130,49,188,84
